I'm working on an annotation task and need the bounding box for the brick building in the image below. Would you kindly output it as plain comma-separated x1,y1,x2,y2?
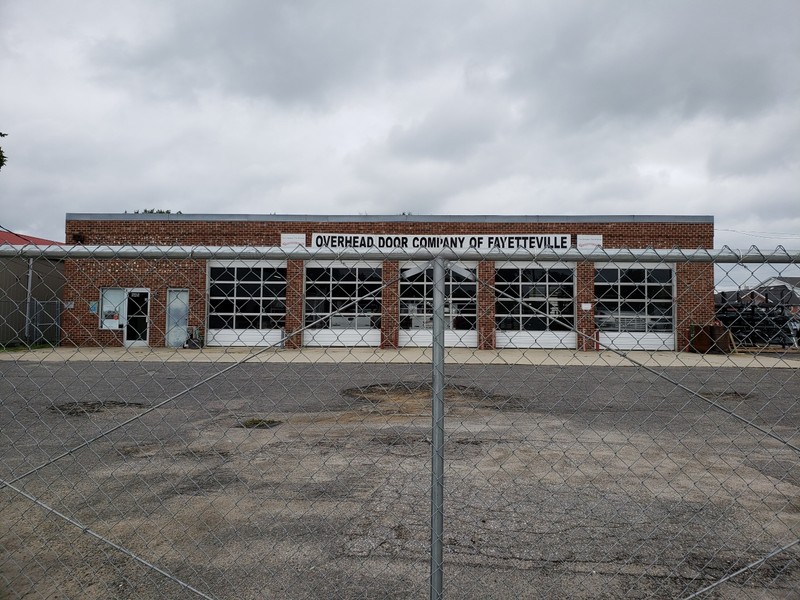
62,214,714,351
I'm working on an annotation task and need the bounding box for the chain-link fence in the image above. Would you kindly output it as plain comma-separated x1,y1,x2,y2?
1,245,798,599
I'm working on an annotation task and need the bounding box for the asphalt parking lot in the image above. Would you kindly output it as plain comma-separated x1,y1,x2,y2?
2,352,799,599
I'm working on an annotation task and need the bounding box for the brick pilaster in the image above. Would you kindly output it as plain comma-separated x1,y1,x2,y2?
576,261,596,351
284,259,305,349
477,261,496,350
381,260,400,348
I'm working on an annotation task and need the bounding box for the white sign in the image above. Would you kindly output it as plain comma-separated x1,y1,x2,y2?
311,233,571,251
280,233,307,248
576,234,603,249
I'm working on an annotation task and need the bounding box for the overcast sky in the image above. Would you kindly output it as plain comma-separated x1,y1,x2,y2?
1,0,798,248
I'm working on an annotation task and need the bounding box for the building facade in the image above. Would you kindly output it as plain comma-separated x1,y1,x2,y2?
62,214,715,351
1,232,65,347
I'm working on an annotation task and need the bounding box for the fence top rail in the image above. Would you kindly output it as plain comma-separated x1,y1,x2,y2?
1,245,799,263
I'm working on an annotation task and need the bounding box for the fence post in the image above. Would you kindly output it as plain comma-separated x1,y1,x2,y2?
25,258,34,344
430,256,446,599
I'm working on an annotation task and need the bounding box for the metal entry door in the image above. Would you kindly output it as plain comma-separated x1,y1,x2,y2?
166,289,189,348
124,290,149,347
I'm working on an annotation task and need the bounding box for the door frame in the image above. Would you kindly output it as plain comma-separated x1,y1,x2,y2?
123,288,150,348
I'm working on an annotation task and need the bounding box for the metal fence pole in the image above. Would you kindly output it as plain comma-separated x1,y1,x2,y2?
430,256,446,600
25,257,34,344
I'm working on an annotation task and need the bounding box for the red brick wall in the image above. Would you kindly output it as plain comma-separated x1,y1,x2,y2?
63,217,714,349
67,218,713,249
62,258,205,347
675,263,716,350
381,261,400,349
284,260,304,349
575,262,597,351
477,261,495,350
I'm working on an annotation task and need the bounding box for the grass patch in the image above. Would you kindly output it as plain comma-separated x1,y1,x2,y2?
0,343,54,353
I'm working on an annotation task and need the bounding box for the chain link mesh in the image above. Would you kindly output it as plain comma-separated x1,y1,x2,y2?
1,245,798,599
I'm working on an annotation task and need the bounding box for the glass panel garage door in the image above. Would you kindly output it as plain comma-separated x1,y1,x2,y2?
304,261,382,347
495,264,576,349
399,262,477,347
595,265,675,350
207,262,286,346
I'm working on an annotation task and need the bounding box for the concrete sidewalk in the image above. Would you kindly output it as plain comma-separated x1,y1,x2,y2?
2,346,799,368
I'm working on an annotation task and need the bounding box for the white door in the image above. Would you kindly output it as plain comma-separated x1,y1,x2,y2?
166,289,189,348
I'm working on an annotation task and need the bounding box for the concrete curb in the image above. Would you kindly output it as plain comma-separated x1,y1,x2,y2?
2,347,799,368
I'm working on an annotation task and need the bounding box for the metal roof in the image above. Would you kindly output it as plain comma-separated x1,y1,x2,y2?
0,231,63,245
66,213,714,224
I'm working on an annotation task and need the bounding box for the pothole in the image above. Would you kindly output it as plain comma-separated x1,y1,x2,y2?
368,430,428,446
700,391,753,402
343,382,520,415
50,401,146,416
238,417,282,429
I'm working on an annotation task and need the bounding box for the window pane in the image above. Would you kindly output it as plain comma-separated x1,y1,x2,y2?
236,283,261,298
263,268,286,282
596,268,618,283
551,284,572,299
550,317,572,331
495,269,518,283
402,283,425,298
210,283,234,297
497,316,519,330
237,267,261,282
235,315,260,329
263,283,287,298
521,316,548,331
331,267,357,282
262,299,286,313
596,285,618,300
210,267,235,281
209,298,234,313
306,298,328,315
306,268,328,282
647,303,673,317
522,301,547,315
649,318,673,331
649,286,672,301
209,314,233,329
453,315,476,329
235,298,260,313
549,268,573,283
495,300,518,316
619,301,646,314
357,282,382,297
332,282,357,297
358,298,381,313
648,269,672,284
619,285,645,300
100,288,125,329
551,300,574,317
306,282,328,298
525,284,548,299
451,283,475,299
360,267,382,282
621,269,646,283
261,315,285,328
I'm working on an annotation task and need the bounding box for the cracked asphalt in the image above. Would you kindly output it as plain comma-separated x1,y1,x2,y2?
2,357,799,599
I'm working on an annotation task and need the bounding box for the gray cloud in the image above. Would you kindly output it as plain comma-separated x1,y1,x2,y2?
88,0,466,106
707,111,800,178
500,1,800,125
0,0,798,250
